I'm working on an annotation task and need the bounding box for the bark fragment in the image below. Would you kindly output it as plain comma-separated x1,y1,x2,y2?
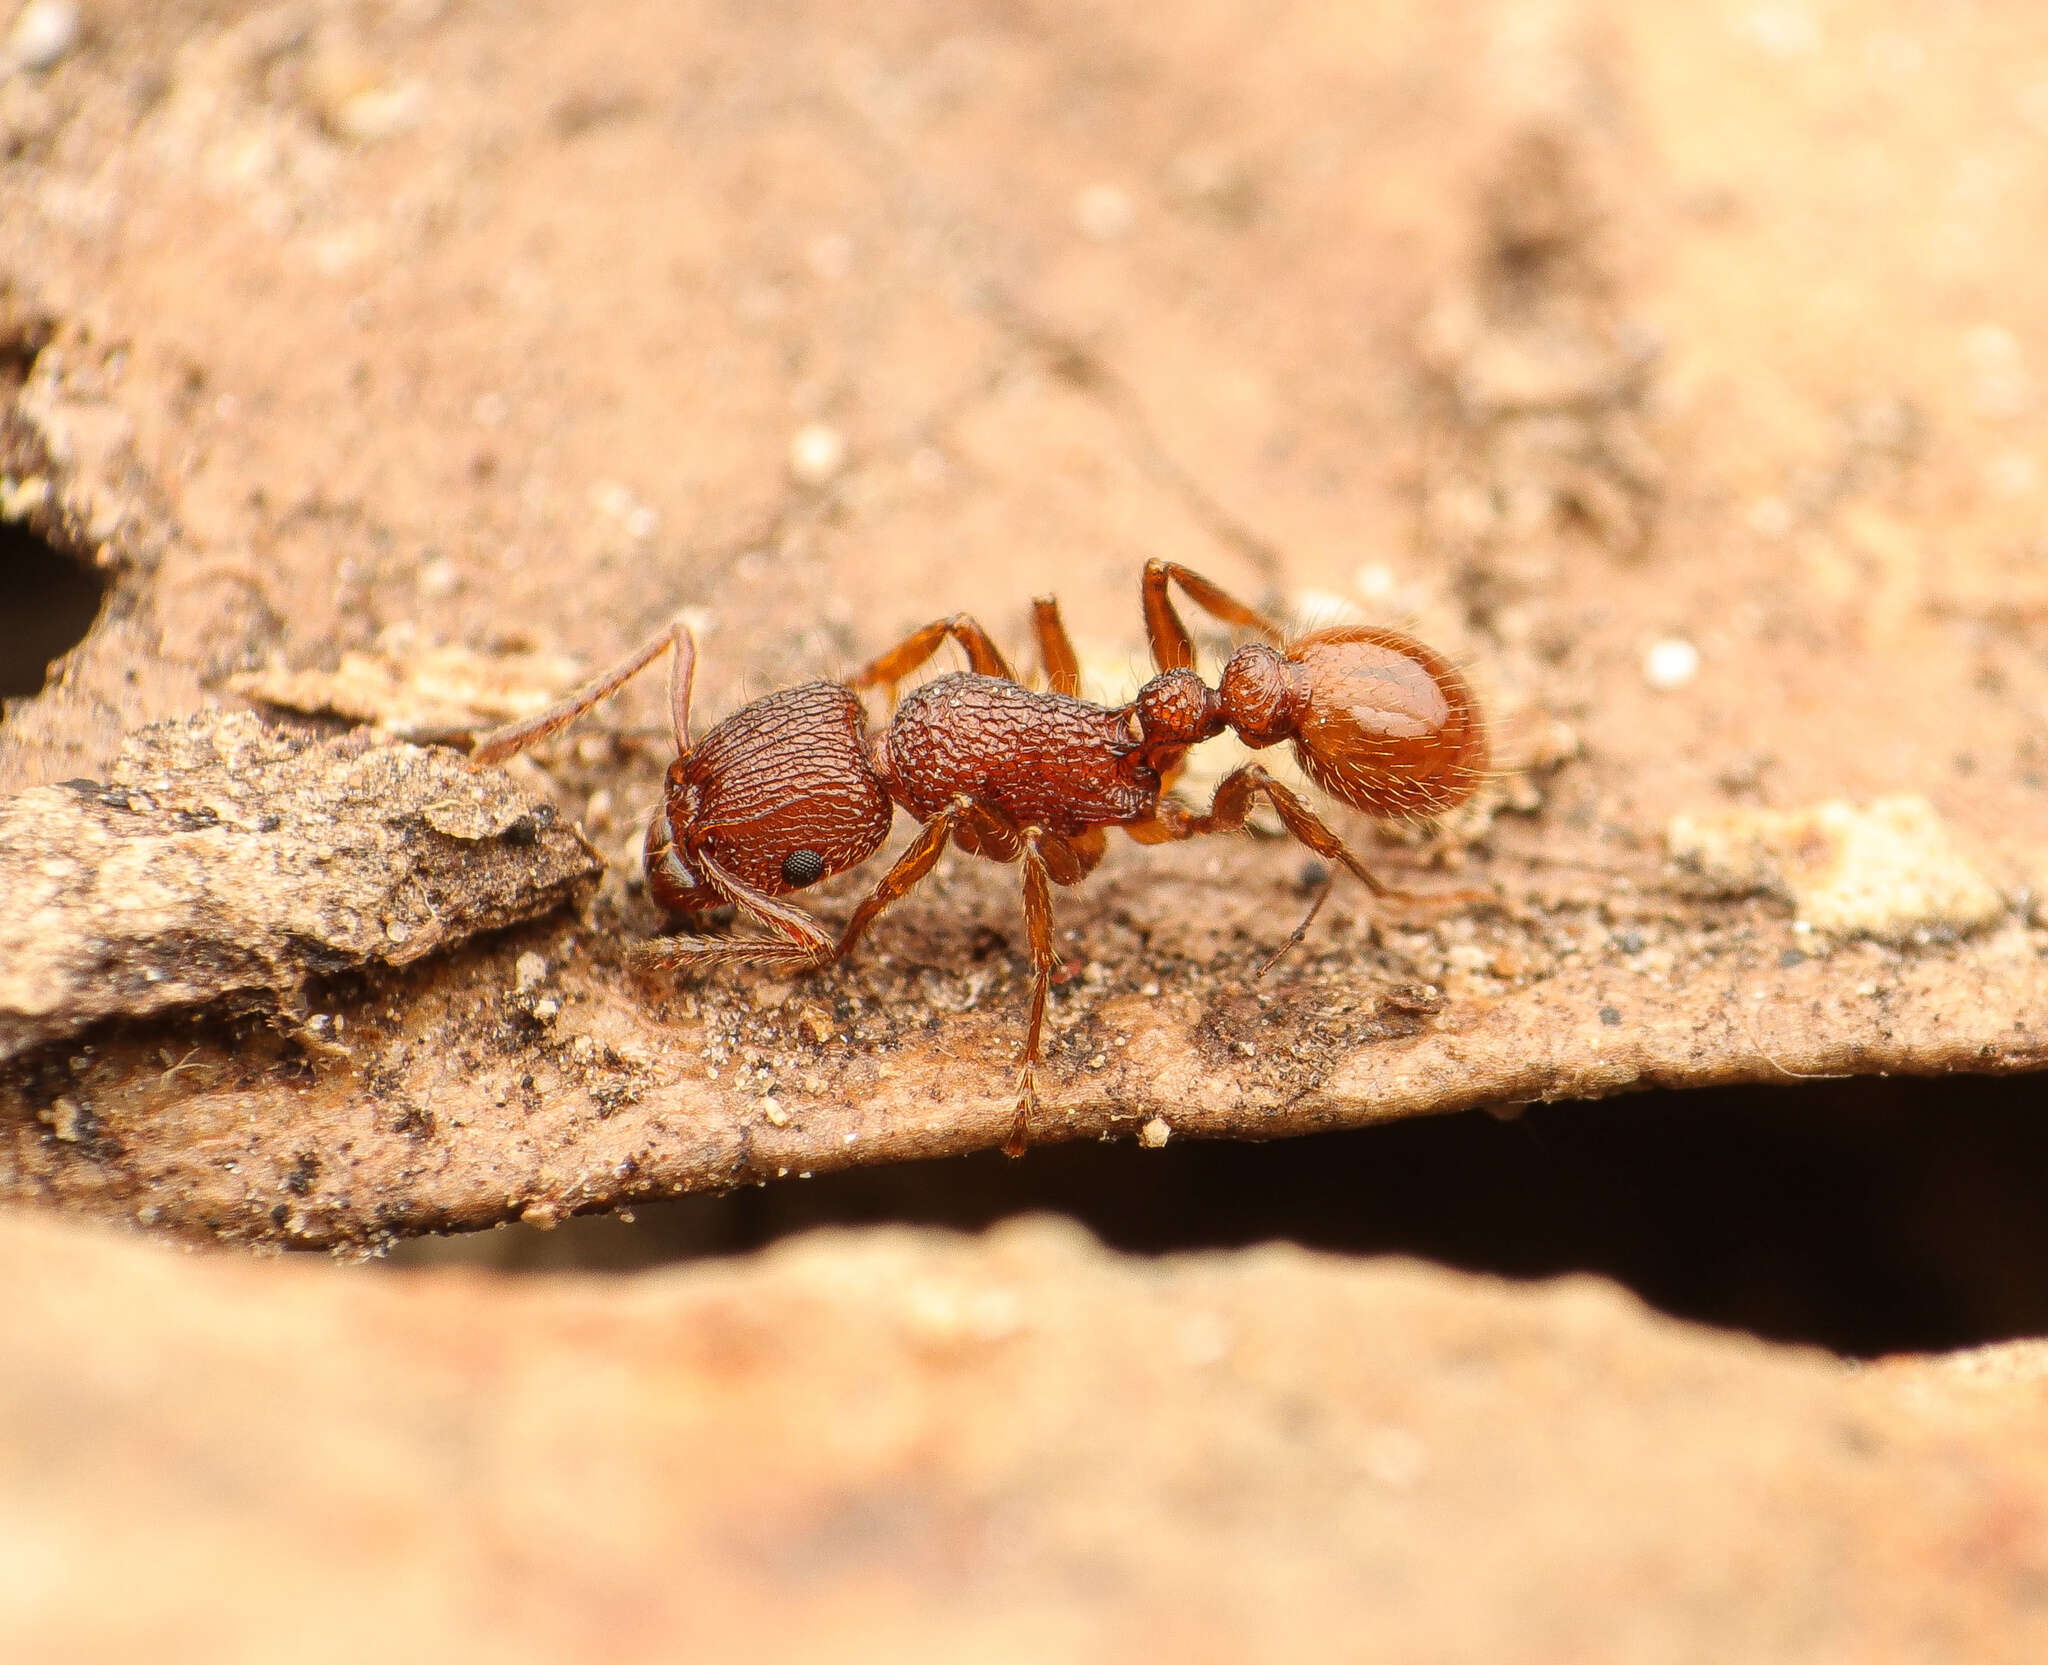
0,710,599,1060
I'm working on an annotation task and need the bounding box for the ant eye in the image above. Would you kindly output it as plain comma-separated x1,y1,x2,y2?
781,847,827,888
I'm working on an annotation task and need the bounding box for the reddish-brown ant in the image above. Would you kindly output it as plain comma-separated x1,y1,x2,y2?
470,560,1488,1153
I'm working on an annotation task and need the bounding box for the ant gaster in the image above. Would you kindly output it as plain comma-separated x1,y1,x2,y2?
470,560,1488,1154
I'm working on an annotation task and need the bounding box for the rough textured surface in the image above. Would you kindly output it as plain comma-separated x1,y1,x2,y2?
0,0,2044,1248
0,710,598,1061
1668,796,2011,940
5,1207,2048,1665
226,628,584,741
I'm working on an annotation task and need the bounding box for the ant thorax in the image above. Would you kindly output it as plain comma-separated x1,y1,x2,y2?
877,673,1162,837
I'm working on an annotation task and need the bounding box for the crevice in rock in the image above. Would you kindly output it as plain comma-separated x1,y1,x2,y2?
0,518,106,709
386,1072,2048,1359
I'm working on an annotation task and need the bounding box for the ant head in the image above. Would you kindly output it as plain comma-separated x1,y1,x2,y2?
1218,643,1307,748
1133,668,1224,749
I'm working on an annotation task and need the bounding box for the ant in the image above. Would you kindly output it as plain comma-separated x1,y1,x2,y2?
470,560,1489,1154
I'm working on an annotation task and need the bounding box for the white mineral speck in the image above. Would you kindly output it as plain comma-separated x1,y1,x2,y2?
47,1097,85,1142
1985,451,2040,499
514,952,548,993
417,557,459,598
789,423,847,486
331,79,429,144
1739,3,1820,57
1963,324,2034,421
1139,1116,1172,1148
1643,636,1700,691
1073,182,1134,241
806,233,853,281
1352,563,1400,602
7,1,80,74
1360,1425,1429,1490
1745,496,1793,537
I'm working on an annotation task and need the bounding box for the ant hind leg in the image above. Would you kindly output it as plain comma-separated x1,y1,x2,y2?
1147,764,1398,974
1147,763,1493,971
1140,558,1284,674
1029,596,1082,697
1006,830,1061,1157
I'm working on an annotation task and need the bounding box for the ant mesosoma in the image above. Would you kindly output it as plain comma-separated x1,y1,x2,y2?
470,560,1489,1154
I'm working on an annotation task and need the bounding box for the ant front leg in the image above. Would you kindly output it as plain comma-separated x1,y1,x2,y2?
630,846,836,975
471,619,696,765
848,614,1016,705
641,801,977,981
1140,559,1284,674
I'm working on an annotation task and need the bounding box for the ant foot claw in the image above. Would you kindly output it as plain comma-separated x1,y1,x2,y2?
1003,1073,1036,1158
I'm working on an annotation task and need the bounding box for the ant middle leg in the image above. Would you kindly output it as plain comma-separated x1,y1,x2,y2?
1140,558,1284,674
1006,829,1061,1158
471,618,696,765
848,614,1015,704
831,799,972,959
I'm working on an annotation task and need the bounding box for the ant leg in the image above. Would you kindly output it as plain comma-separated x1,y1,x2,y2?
1140,558,1284,673
1006,829,1061,1158
848,615,1015,704
831,799,971,958
1149,764,1413,973
630,845,836,974
1030,596,1082,697
471,619,696,766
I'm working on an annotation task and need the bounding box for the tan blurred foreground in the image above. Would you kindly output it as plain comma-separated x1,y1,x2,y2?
6,1207,2048,1663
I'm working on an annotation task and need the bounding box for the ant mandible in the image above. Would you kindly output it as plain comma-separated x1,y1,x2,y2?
470,560,1488,1154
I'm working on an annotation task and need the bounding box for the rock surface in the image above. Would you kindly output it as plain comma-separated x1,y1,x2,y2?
0,710,599,1061
0,5,2042,1241
3,1207,2046,1664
